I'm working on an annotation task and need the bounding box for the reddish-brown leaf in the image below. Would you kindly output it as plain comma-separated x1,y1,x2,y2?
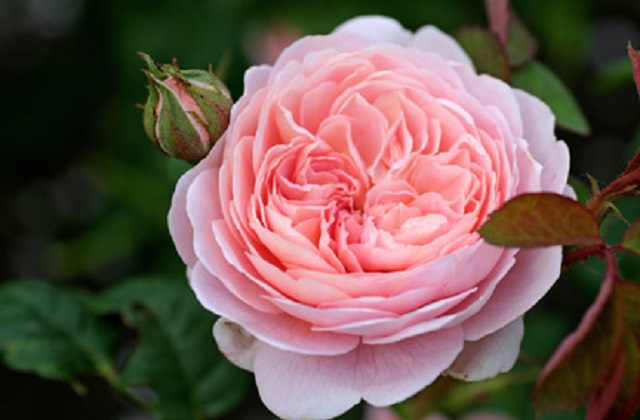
479,193,603,247
593,280,640,419
619,280,640,342
455,27,511,82
485,0,509,46
586,341,627,420
604,334,640,420
534,259,624,414
622,218,640,256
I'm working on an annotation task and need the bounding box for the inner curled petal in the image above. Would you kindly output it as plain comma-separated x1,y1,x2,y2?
242,49,515,278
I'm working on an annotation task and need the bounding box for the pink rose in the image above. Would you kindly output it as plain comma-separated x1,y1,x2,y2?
169,16,570,420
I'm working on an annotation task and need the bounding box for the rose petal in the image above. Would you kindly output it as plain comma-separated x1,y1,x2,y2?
168,139,224,267
462,247,562,340
213,318,258,371
253,326,464,419
446,317,524,381
190,262,359,355
411,25,474,67
364,250,517,344
315,287,475,337
334,16,412,46
515,89,570,193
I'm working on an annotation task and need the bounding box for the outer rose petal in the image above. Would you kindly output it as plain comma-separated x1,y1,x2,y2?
462,247,562,340
514,90,570,193
253,327,464,420
411,26,474,67
213,318,257,371
191,262,360,355
168,138,225,267
334,16,412,45
446,318,524,381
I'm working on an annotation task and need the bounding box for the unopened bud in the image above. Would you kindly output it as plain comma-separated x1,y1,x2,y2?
140,52,232,162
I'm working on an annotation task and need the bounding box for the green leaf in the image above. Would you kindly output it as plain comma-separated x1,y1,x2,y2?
512,61,590,135
622,218,640,255
455,27,510,81
505,13,538,67
567,176,591,205
591,56,634,94
0,280,117,392
479,193,603,247
97,277,250,419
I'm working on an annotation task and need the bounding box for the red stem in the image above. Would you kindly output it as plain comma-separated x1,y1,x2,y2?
603,246,621,282
623,148,640,176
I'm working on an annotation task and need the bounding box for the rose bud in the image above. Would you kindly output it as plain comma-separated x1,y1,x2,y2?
140,52,232,162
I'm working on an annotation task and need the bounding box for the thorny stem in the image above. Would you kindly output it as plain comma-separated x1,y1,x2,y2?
622,145,640,176
586,167,640,221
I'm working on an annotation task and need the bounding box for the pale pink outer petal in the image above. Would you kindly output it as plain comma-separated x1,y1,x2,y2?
187,170,280,313
411,26,474,67
168,138,225,267
213,318,257,371
334,16,412,45
446,317,523,381
514,89,570,193
190,262,360,356
253,327,464,420
242,65,272,101
462,247,562,341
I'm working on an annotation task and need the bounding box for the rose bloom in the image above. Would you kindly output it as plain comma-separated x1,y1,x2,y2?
169,16,570,420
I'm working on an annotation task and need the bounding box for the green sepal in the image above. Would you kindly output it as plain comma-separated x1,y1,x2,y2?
185,80,232,142
139,52,165,79
142,71,161,144
154,80,208,161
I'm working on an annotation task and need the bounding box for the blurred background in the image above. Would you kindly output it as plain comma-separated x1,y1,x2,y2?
1,0,640,418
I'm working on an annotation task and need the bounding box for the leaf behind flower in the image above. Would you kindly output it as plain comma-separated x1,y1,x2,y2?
512,61,590,136
455,27,511,81
0,280,117,394
622,218,640,255
96,277,250,419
